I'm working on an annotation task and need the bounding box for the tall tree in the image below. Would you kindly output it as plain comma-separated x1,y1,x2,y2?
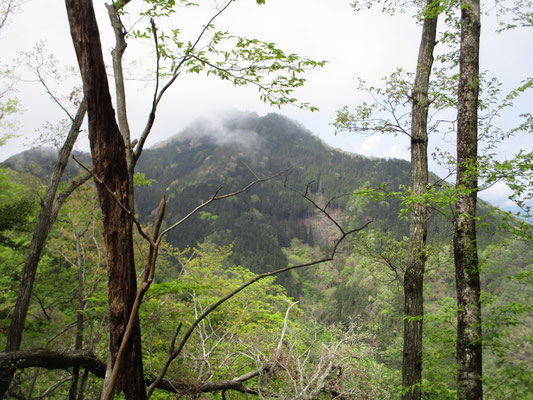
402,1,440,399
454,0,483,398
65,0,145,397
335,1,442,397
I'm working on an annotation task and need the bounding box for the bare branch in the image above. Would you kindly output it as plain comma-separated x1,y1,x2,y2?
0,0,23,33
0,350,260,396
274,302,298,361
21,45,80,122
0,350,107,379
52,172,92,219
285,182,345,234
244,163,260,180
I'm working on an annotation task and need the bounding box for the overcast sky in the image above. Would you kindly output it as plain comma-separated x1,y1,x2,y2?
0,0,531,209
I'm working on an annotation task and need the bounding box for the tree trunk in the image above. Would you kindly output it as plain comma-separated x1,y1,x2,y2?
454,0,483,398
69,224,87,400
0,101,87,399
106,2,136,212
64,1,146,398
402,2,439,399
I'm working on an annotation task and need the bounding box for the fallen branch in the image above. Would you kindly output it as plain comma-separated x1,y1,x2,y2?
0,350,257,396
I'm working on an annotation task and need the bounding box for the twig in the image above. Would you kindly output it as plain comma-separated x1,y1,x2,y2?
286,182,345,234
244,163,260,180
274,302,298,361
147,218,371,397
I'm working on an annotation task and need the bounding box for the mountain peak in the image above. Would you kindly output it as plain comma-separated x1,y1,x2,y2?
162,111,316,148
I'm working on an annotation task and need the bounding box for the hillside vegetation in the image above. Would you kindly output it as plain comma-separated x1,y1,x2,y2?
1,112,530,398
134,113,505,288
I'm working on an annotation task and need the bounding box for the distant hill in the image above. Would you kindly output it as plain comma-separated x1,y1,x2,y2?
2,148,91,183
3,112,506,292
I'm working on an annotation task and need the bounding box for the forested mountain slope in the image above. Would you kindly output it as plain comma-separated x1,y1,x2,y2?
4,112,506,291
135,112,408,281
133,112,504,284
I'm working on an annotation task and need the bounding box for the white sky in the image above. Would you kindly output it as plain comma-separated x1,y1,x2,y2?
0,0,531,210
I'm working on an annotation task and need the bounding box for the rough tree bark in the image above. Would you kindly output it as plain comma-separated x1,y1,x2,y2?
402,2,440,399
454,0,483,398
64,1,146,398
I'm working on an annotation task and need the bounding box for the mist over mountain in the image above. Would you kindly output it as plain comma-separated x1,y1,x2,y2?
133,112,506,290
3,112,506,292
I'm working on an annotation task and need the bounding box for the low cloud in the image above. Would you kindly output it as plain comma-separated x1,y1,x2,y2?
359,135,382,155
385,144,409,161
479,180,515,209
176,111,266,153
359,135,409,160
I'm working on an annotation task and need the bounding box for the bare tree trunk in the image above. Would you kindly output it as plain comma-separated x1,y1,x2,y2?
106,2,135,211
454,0,483,399
402,2,439,399
65,1,146,398
0,100,87,399
68,237,83,399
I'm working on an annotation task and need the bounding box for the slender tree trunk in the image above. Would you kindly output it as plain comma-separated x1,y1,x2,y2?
65,1,146,398
69,225,87,400
454,0,482,399
402,2,439,399
0,101,87,399
106,2,136,211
